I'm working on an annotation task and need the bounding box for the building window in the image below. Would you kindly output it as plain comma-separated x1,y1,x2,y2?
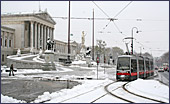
5,39,7,47
9,40,11,47
2,54,4,62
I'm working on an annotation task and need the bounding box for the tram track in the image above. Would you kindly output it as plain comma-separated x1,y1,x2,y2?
123,82,167,103
41,80,168,103
59,81,123,103
104,81,167,103
104,81,134,103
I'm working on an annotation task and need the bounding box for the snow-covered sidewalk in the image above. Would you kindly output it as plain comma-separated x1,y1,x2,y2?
125,79,169,103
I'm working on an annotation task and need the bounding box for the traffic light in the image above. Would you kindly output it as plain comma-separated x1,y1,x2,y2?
131,43,133,55
131,43,133,48
96,57,99,65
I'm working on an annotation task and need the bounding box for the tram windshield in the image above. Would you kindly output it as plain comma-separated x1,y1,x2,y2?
117,57,130,70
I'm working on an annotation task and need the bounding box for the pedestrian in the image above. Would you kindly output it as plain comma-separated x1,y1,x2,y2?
9,64,14,76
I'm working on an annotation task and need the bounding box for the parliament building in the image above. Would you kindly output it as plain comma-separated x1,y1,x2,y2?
1,11,78,65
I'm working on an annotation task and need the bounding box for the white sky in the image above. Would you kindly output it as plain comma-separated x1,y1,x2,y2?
1,1,169,57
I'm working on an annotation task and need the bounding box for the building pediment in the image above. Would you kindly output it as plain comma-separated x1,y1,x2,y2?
34,12,56,25
1,11,56,25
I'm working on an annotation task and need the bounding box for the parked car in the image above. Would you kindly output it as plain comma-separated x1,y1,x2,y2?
164,67,168,71
158,67,164,72
155,67,158,70
167,67,169,72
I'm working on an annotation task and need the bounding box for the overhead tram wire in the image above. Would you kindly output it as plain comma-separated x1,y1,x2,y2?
50,17,168,22
135,40,168,52
92,1,113,31
92,1,114,30
111,1,133,36
92,1,110,18
51,17,118,21
134,39,156,53
112,1,133,36
92,1,126,37
113,1,133,18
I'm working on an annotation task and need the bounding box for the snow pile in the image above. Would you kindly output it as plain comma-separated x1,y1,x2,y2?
71,60,97,66
33,56,45,63
1,94,26,103
32,79,112,103
56,67,73,72
7,54,36,60
72,60,86,65
91,61,97,66
126,79,169,103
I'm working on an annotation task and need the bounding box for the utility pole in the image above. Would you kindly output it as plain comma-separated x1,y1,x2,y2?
39,1,41,12
92,9,94,61
67,1,71,63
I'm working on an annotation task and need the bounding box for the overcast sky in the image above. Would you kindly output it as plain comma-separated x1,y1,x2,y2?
1,1,169,57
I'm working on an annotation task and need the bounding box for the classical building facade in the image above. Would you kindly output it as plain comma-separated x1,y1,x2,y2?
53,40,79,62
1,11,81,65
1,26,15,65
1,11,56,53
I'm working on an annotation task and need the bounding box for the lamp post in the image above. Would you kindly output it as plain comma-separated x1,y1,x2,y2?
131,27,141,55
102,41,106,74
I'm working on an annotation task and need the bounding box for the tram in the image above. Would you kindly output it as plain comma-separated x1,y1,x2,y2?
116,55,154,81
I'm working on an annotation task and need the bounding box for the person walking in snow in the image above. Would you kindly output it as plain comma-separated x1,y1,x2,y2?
9,64,14,76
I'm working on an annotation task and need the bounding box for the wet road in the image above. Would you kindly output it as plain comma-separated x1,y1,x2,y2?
156,71,169,86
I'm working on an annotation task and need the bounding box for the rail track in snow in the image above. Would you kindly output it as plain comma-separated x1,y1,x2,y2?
103,81,167,103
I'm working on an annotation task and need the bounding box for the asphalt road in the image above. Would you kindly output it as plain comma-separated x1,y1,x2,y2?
156,70,169,86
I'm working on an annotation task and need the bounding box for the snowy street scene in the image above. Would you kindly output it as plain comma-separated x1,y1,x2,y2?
1,62,169,103
1,1,169,103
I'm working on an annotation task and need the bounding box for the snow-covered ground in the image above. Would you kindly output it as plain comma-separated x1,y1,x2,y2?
1,61,169,103
126,79,169,103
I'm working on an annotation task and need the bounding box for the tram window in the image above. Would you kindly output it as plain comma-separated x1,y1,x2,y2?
139,60,144,71
145,61,149,70
151,61,153,70
117,57,130,70
131,59,137,72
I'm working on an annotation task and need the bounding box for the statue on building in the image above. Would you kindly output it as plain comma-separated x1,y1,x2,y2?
82,31,85,45
46,37,54,50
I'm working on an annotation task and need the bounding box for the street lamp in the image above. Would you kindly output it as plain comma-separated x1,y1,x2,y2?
102,41,106,74
131,27,141,55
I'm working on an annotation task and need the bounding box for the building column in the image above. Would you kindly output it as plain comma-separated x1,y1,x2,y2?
21,22,25,49
51,28,54,41
40,24,43,49
34,22,37,49
3,32,5,48
48,27,50,39
6,33,9,48
44,25,46,50
47,26,49,39
49,27,52,40
38,23,40,49
30,21,34,49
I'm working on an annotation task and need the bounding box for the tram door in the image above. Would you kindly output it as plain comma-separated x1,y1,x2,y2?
130,58,137,80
